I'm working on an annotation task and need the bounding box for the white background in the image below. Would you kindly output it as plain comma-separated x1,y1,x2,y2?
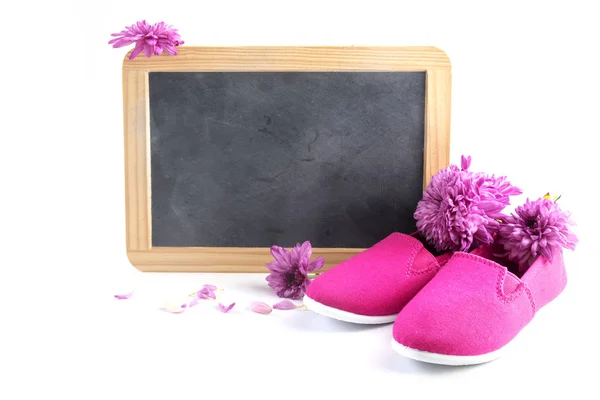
2,1,599,399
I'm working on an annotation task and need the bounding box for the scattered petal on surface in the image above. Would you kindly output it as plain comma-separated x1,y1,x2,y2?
217,302,236,313
187,298,200,308
249,301,272,314
202,284,217,291
197,287,217,299
161,302,186,314
273,300,299,310
114,292,133,300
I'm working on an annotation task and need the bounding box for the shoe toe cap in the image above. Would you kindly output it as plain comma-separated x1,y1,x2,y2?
392,296,524,357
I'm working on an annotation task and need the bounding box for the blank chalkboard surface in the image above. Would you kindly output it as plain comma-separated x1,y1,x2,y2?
150,72,425,248
123,47,451,271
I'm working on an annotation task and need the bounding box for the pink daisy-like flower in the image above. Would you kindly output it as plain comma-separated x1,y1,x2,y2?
109,20,184,60
414,155,522,252
266,241,324,300
497,197,578,273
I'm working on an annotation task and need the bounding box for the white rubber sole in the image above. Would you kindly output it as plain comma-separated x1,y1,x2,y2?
303,296,398,324
391,339,505,366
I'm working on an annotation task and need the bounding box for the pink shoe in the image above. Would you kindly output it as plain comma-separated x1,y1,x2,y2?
304,155,523,324
391,246,568,365
303,232,453,324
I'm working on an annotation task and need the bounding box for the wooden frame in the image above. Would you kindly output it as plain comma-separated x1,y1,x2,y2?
123,46,451,272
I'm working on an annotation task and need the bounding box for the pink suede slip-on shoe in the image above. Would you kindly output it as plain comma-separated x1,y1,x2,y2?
303,232,453,324
391,246,568,365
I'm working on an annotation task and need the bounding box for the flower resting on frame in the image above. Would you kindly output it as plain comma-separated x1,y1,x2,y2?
266,241,324,300
109,20,184,60
414,155,522,252
497,196,578,273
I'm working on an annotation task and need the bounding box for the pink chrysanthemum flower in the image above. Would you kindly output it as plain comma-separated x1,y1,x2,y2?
497,197,578,273
266,241,324,300
109,20,184,60
414,155,522,252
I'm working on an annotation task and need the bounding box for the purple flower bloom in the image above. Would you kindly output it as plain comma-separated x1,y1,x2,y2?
497,197,578,272
109,20,184,60
414,156,521,252
266,241,324,300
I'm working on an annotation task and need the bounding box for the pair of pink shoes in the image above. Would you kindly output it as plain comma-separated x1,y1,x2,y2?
304,157,577,366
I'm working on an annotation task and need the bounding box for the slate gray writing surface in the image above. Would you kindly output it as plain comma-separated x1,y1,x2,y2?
149,72,425,248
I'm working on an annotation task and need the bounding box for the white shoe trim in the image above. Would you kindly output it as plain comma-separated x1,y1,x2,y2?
391,339,505,366
303,296,398,324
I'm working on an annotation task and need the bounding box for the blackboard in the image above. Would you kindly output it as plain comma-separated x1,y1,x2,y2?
122,46,451,271
149,71,425,248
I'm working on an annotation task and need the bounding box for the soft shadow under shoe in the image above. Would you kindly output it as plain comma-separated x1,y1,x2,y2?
304,232,452,324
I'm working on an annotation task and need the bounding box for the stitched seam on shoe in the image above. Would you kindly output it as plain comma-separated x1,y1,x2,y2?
452,252,526,304
438,257,451,268
387,233,439,276
408,248,440,275
495,269,525,303
453,252,505,270
524,286,537,314
409,264,439,275
392,235,437,276
404,238,421,277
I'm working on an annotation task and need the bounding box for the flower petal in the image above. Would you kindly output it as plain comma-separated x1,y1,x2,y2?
217,302,236,313
270,245,292,266
290,244,302,266
461,155,471,171
114,291,133,300
162,44,178,55
162,302,186,314
129,41,145,60
273,300,298,310
108,37,129,46
197,287,216,299
299,241,313,259
144,44,153,58
266,261,288,273
202,284,217,291
249,301,272,314
307,257,325,272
